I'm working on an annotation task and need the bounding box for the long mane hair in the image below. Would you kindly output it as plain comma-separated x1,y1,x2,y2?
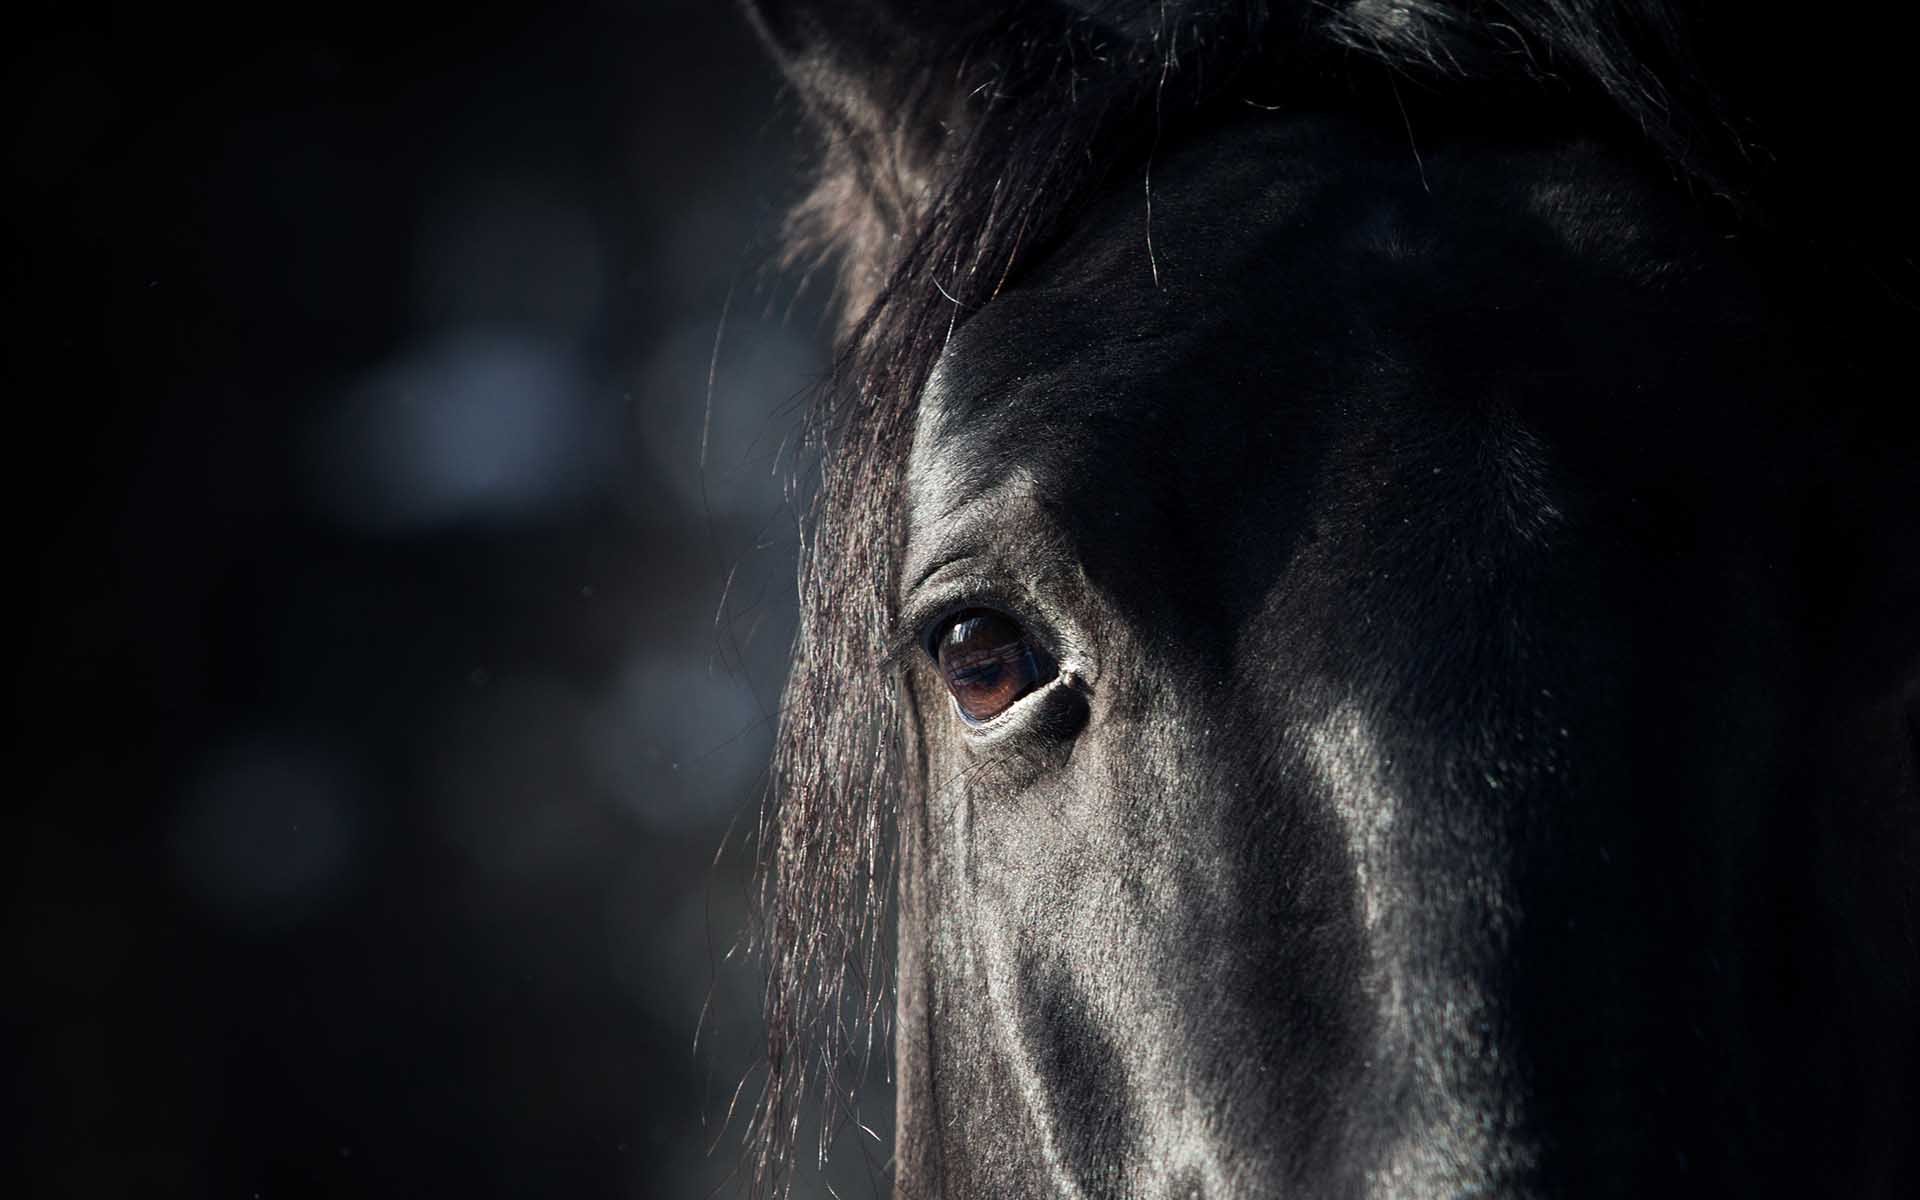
740,1,1915,1193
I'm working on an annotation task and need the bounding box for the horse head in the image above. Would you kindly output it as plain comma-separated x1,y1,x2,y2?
743,3,1920,1195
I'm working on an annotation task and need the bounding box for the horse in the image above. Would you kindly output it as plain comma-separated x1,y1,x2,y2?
737,2,1919,1195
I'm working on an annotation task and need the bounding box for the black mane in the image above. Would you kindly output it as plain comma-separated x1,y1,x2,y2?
743,2,1915,1193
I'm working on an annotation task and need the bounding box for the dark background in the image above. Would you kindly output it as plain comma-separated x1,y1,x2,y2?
8,3,885,1196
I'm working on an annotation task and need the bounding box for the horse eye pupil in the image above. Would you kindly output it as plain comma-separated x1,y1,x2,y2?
933,609,1051,724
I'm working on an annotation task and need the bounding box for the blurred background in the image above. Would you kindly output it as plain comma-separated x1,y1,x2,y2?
8,2,890,1195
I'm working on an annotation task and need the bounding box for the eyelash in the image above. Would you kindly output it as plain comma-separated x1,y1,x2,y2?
894,571,1087,722
892,578,1019,669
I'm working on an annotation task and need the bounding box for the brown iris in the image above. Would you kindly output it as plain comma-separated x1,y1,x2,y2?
933,609,1052,725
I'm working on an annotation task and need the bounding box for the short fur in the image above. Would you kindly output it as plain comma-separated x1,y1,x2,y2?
738,2,1920,1195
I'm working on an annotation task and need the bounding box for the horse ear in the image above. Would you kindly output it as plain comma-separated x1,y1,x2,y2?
744,0,1022,321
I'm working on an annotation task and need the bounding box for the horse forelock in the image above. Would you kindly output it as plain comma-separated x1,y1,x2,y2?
746,2,1916,1194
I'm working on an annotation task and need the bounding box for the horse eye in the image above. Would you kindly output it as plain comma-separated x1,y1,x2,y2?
930,609,1055,725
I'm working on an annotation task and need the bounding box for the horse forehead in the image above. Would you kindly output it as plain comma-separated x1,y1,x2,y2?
911,133,1328,520
912,119,1671,523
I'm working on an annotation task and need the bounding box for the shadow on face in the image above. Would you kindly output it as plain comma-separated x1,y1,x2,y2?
898,112,1916,1197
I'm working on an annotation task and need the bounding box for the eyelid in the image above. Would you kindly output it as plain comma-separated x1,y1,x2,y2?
892,567,1013,667
893,560,1089,707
